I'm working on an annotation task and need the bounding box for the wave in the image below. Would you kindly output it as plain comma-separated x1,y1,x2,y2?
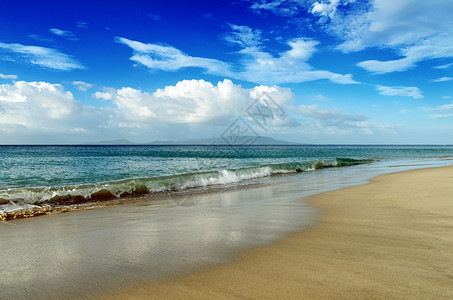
0,158,371,220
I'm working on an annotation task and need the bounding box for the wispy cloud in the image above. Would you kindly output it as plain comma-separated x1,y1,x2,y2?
432,77,453,82
72,81,93,91
357,57,417,74
117,29,358,85
0,41,84,70
115,37,231,75
224,24,263,48
249,0,300,16
309,0,453,74
316,94,328,100
434,62,453,69
50,28,78,40
0,73,17,80
420,101,453,119
296,104,366,128
28,34,55,43
76,21,88,29
376,85,423,99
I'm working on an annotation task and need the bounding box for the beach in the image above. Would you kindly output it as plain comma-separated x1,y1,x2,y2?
98,165,453,299
1,159,453,299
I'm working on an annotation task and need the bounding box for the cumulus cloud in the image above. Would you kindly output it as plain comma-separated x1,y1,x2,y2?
117,30,357,85
72,81,93,91
93,91,113,100
0,81,80,130
309,0,453,73
0,79,394,143
310,0,357,21
0,73,17,80
94,79,293,126
376,85,423,99
0,42,84,70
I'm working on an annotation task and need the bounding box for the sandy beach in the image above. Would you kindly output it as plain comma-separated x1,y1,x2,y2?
100,165,453,299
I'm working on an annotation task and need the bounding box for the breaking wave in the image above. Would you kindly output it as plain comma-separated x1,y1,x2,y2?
0,158,371,220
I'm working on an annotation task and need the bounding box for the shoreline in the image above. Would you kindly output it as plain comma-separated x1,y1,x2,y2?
98,165,453,299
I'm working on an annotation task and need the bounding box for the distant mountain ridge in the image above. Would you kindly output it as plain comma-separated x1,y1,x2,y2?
84,139,133,145
85,136,300,145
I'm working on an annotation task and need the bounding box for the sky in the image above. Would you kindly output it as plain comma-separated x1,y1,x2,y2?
0,0,452,144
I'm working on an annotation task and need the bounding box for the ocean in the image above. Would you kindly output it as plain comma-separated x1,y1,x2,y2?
1,144,453,220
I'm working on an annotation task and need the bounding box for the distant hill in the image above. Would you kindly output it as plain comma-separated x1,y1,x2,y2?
85,136,300,146
147,136,300,145
83,139,133,145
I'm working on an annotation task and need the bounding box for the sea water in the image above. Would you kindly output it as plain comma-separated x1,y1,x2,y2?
1,144,453,220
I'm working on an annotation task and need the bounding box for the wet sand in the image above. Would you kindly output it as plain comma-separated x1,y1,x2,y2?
101,166,453,299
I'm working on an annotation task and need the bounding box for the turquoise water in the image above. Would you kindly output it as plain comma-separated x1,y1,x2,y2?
1,145,452,218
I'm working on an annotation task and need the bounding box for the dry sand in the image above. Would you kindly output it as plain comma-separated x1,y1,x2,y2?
99,166,453,299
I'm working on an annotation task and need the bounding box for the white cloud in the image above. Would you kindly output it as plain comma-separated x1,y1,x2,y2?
376,85,423,99
432,77,453,83
420,101,453,118
117,32,358,85
72,81,93,91
234,35,358,84
249,0,300,16
434,62,453,69
225,24,262,48
0,42,84,70
442,96,451,99
316,94,328,100
0,79,396,143
296,103,366,128
0,81,80,131
115,37,231,75
310,0,357,21
93,91,113,100
0,73,17,80
357,57,416,74
49,28,78,40
98,79,282,126
430,113,453,119
311,0,453,73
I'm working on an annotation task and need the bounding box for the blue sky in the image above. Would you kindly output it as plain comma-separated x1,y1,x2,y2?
0,0,452,144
